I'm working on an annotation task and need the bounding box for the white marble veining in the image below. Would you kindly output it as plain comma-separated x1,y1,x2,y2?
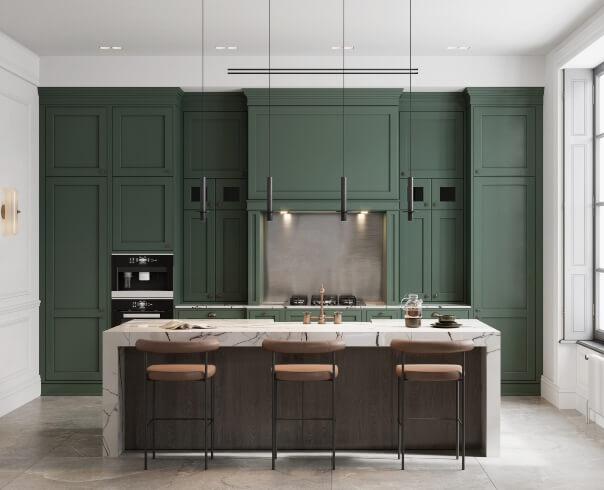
103,319,500,458
175,304,473,310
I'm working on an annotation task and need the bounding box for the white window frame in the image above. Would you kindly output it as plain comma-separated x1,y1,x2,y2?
595,62,604,341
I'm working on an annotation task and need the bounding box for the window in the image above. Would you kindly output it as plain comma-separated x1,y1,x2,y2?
596,63,604,340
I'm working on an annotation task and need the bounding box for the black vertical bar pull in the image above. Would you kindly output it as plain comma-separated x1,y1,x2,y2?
266,176,273,221
407,176,414,221
200,176,207,222
340,176,347,221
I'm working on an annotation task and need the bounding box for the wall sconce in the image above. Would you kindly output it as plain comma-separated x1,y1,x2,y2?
1,188,20,236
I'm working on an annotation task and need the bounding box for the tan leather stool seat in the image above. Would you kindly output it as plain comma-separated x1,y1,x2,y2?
273,364,338,382
147,364,216,382
396,363,462,382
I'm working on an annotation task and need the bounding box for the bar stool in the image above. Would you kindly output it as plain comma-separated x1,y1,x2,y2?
135,338,219,470
390,339,474,470
261,339,346,470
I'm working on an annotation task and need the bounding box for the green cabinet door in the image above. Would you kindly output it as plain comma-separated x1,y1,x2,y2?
364,309,402,321
249,106,398,200
183,210,216,302
176,309,246,319
215,211,248,302
284,309,361,322
184,111,247,178
431,179,464,210
472,107,536,177
431,210,464,303
45,107,108,176
113,177,174,251
247,309,285,321
184,178,216,210
400,111,464,179
400,210,431,302
473,177,536,381
216,179,247,210
113,107,174,176
45,178,108,381
400,178,431,210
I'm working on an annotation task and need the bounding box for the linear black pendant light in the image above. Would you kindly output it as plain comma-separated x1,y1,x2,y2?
407,0,414,222
266,0,273,221
200,0,207,222
340,0,347,222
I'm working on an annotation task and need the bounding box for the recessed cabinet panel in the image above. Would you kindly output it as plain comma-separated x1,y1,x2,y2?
284,309,362,322
400,111,464,178
216,179,247,210
184,111,247,178
473,107,535,176
431,210,464,302
215,211,248,302
431,179,464,210
176,308,246,319
247,309,285,321
400,178,431,210
46,107,108,176
183,211,216,302
400,210,431,301
184,178,216,210
113,107,173,176
113,177,173,250
364,309,402,321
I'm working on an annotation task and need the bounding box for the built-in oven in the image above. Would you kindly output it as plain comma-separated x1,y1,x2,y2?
111,254,173,326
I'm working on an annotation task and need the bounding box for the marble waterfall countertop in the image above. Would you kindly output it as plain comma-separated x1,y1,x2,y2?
103,318,500,457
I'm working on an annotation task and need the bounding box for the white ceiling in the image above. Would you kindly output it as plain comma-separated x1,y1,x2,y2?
0,0,602,57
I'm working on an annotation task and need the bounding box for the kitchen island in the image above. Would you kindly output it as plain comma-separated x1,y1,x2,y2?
103,319,500,458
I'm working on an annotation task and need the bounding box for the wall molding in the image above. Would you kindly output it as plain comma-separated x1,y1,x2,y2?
541,375,576,409
0,299,40,315
0,373,40,418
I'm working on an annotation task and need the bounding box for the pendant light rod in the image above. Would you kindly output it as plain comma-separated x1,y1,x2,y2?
266,0,273,221
200,0,207,222
407,0,414,222
340,0,347,222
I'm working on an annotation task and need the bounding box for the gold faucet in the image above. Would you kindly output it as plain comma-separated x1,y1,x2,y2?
303,284,342,324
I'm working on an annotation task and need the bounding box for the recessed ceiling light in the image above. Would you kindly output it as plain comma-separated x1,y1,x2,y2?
343,45,354,50
446,46,457,50
99,46,111,50
458,46,470,51
111,46,122,50
331,46,341,50
226,46,238,50
215,46,226,50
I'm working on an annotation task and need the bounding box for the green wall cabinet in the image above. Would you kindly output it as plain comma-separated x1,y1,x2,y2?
176,309,246,319
45,178,108,382
184,111,247,178
184,178,247,211
113,107,174,176
471,107,535,177
400,210,431,301
400,178,464,211
183,210,247,303
472,177,536,382
400,111,464,178
112,177,174,251
45,107,108,177
247,309,285,321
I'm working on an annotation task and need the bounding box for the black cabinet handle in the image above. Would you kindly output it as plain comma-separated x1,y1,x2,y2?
433,293,438,298
208,312,217,318
407,176,414,221
200,176,207,221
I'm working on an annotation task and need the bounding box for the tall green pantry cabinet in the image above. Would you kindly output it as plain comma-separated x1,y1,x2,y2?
467,88,543,395
39,88,183,395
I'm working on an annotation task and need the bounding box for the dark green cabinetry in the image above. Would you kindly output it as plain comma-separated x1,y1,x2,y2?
184,178,246,210
431,210,464,302
284,309,363,322
112,177,174,251
364,309,402,321
400,210,431,300
45,178,108,382
45,107,108,176
183,210,247,303
401,178,464,211
113,107,174,176
176,309,246,319
247,309,285,321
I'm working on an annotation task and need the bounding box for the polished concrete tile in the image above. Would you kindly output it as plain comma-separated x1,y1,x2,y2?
1,396,604,489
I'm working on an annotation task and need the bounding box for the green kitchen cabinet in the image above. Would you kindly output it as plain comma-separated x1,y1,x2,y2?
112,107,174,176
400,178,430,211
247,309,285,322
400,111,464,179
176,309,246,319
183,210,215,302
472,177,536,382
45,177,108,381
284,309,362,322
400,210,431,301
184,111,247,178
471,106,536,177
184,178,246,211
364,309,402,321
248,106,399,200
215,211,248,301
45,107,108,177
426,309,470,320
431,179,464,210
184,178,216,210
183,210,247,303
431,210,464,302
112,177,174,251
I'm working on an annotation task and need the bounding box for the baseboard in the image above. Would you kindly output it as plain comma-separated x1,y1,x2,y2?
501,382,541,396
0,374,40,417
540,375,575,408
575,393,588,415
41,382,101,396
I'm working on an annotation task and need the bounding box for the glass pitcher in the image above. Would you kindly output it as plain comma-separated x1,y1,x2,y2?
402,294,423,328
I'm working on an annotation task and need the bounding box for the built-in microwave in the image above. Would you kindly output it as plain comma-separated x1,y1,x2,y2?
111,253,173,299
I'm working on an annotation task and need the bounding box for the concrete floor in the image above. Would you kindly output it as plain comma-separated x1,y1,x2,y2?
0,397,603,489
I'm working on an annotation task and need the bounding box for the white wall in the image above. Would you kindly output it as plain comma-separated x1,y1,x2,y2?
39,54,545,90
0,31,40,417
541,6,604,409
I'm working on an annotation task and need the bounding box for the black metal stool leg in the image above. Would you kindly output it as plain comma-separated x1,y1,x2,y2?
152,381,156,460
272,373,276,470
332,357,336,470
211,375,215,460
397,376,401,460
204,379,208,470
401,377,405,470
456,380,460,460
462,353,466,470
144,377,148,470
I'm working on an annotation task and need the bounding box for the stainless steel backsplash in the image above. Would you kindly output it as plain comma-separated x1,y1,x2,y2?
264,212,384,303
